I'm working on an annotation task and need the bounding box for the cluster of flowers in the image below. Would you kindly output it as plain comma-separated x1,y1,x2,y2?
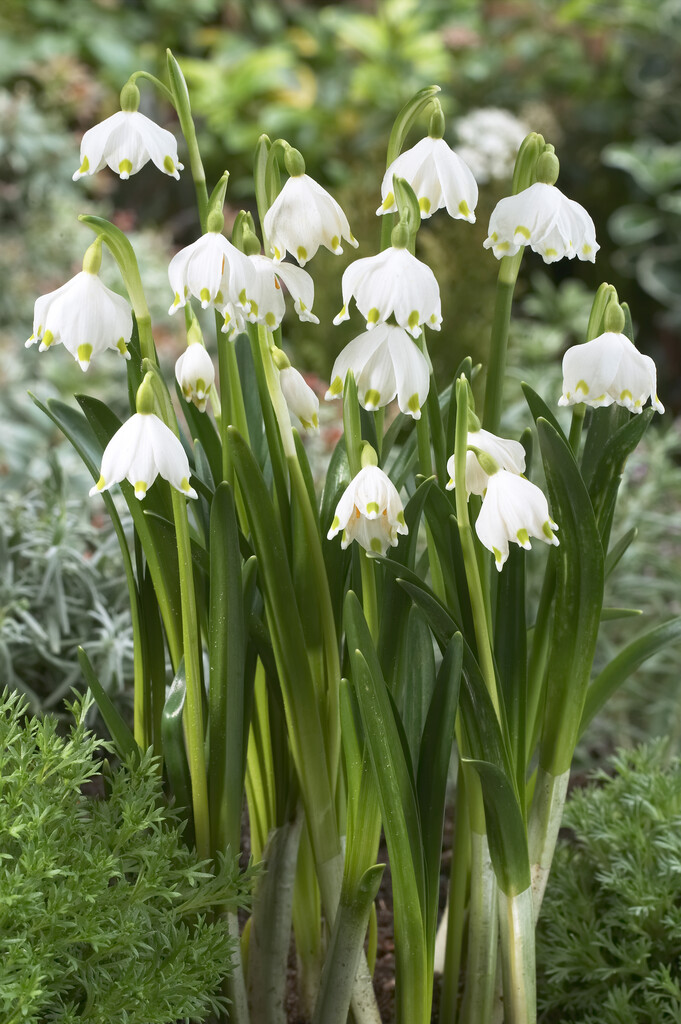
26,96,664,569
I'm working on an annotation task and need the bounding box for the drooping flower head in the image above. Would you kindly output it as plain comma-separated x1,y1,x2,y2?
73,81,183,182
326,323,430,419
328,463,408,556
246,254,319,330
333,224,442,338
484,151,598,264
559,331,664,415
26,239,132,371
377,111,478,222
278,362,319,433
475,469,559,571
175,321,215,413
446,428,526,496
263,146,358,266
168,213,256,318
90,376,197,501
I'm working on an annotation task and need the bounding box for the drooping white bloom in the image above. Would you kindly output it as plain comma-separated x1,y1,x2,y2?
73,110,183,181
377,136,478,222
264,174,358,266
484,182,599,264
279,366,319,432
246,255,319,329
168,231,256,317
221,302,247,341
453,108,528,184
326,323,430,418
475,470,559,571
175,344,215,413
558,331,664,414
445,429,526,496
89,412,197,501
327,465,408,556
333,247,442,338
25,271,132,371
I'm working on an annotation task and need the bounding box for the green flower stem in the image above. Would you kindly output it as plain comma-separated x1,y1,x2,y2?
460,826,499,1024
166,50,208,230
454,379,500,718
497,886,536,1024
568,404,586,455
359,551,379,642
527,766,570,923
129,69,175,106
257,325,297,459
482,251,523,435
438,761,471,1024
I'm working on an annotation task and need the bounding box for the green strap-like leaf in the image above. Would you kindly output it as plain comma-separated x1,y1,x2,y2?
463,759,530,897
161,658,195,846
77,647,137,760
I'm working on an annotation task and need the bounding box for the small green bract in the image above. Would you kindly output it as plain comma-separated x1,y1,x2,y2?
0,688,252,1024
537,740,681,1024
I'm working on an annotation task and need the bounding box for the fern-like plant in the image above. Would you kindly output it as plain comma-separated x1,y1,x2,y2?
0,688,252,1024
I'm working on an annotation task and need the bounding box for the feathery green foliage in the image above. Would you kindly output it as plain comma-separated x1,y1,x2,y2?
0,688,252,1024
537,740,681,1024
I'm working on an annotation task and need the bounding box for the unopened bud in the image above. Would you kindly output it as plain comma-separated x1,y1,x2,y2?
284,146,306,178
535,149,560,186
604,300,626,334
120,81,141,112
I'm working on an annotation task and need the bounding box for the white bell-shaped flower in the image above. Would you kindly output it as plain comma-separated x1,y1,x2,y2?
175,343,215,413
445,429,526,496
279,365,319,432
326,323,430,418
221,302,247,341
26,271,132,371
377,136,478,222
327,465,408,556
264,173,358,266
484,182,598,264
475,469,559,571
73,110,183,182
333,246,442,338
246,255,319,329
558,331,664,414
90,412,197,501
168,230,256,317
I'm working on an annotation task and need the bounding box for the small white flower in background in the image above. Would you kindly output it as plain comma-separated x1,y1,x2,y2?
168,230,256,317
90,377,197,501
326,323,430,419
453,108,528,185
327,465,408,556
559,331,664,414
484,181,598,264
73,81,183,182
446,429,526,496
247,255,320,329
175,343,215,413
377,136,478,222
333,246,442,338
475,470,559,571
26,243,132,371
264,171,358,266
279,365,319,432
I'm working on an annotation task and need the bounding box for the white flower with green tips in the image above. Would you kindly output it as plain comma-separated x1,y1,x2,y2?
246,255,319,329
168,230,256,317
326,323,430,419
475,469,559,571
483,181,598,264
559,331,664,414
446,429,526,496
175,343,215,413
377,136,478,222
333,246,442,338
73,110,183,182
90,412,197,502
264,173,358,266
327,465,408,557
26,269,132,371
279,365,319,433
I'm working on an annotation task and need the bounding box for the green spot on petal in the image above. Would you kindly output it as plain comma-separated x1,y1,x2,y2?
42,330,55,349
180,477,192,493
331,235,340,249
381,191,395,211
408,310,420,329
419,197,431,214
95,475,105,491
620,389,633,402
493,546,503,564
239,288,247,305
163,155,176,174
297,246,308,263
458,199,471,217
367,307,380,324
77,343,92,367
407,393,420,414
173,291,181,307
77,156,90,175
215,289,224,304
496,241,510,252
328,376,343,397
134,481,147,497
544,247,557,257
331,515,340,530
517,528,530,546
119,158,133,177
273,247,282,260
200,288,211,304
576,379,589,395
364,388,381,408
116,338,128,356
396,510,406,526
366,502,380,515
542,521,555,540
370,537,383,553
514,225,531,239
265,312,276,327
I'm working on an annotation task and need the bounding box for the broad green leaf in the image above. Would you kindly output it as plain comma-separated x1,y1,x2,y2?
580,617,681,735
521,382,568,445
417,633,462,956
396,606,436,766
537,418,604,775
586,407,654,545
463,759,530,896
77,647,137,760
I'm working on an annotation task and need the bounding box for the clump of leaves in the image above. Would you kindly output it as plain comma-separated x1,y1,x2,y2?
537,740,681,1024
0,688,253,1024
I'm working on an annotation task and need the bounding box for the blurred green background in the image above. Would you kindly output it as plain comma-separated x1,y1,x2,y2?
0,0,679,759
